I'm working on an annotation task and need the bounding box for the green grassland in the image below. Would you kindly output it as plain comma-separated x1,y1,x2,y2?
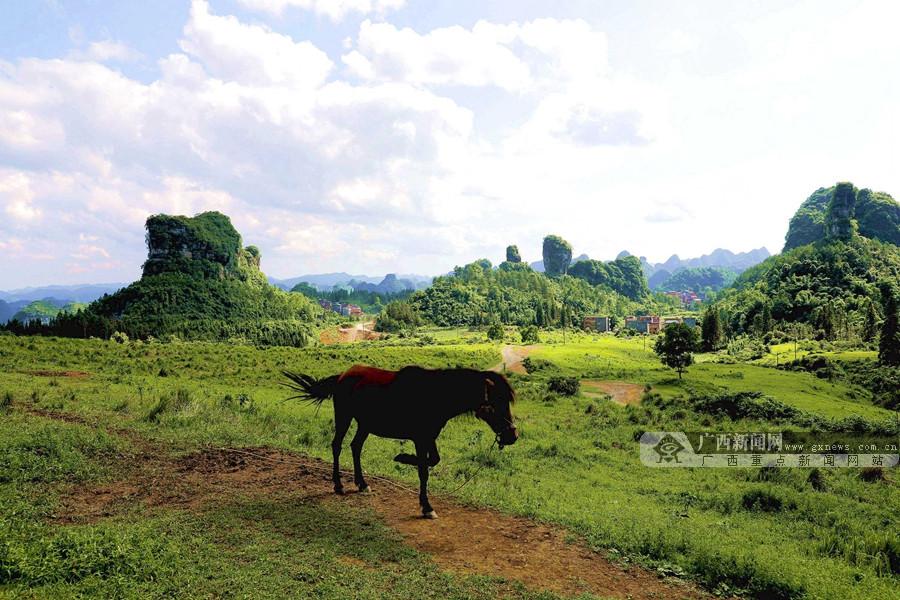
1,334,897,599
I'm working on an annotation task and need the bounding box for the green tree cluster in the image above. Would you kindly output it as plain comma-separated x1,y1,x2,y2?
568,255,649,300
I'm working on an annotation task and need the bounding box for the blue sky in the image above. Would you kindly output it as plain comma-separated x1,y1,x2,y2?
1,0,898,288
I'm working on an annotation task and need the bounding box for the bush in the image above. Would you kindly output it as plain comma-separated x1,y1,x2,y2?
486,323,504,341
547,376,580,396
519,325,540,344
521,357,551,374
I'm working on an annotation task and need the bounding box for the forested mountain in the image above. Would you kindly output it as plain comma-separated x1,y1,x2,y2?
654,267,738,292
6,212,319,346
11,300,86,324
784,183,900,251
713,182,900,339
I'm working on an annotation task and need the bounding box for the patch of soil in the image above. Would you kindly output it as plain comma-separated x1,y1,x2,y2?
37,409,709,599
25,370,90,378
582,380,645,406
491,345,536,375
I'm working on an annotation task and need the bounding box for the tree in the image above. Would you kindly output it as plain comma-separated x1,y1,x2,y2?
700,306,723,351
654,322,699,379
506,245,521,263
862,298,881,343
542,235,572,277
878,282,900,365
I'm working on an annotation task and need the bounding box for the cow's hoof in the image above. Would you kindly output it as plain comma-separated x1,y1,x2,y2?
423,510,438,519
358,485,372,494
334,487,345,496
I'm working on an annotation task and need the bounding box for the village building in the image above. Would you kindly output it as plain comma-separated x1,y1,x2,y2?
582,315,612,332
625,314,697,333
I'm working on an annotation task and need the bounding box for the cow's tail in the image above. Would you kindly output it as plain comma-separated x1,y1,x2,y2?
282,371,340,407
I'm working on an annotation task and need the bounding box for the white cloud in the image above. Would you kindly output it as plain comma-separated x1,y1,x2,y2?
344,20,532,91
180,0,332,87
236,0,405,21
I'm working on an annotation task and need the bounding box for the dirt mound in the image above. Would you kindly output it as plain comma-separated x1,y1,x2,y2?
35,410,708,599
582,380,645,406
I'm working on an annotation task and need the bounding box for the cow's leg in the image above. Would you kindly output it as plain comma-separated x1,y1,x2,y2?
350,426,370,492
414,439,436,518
331,408,351,495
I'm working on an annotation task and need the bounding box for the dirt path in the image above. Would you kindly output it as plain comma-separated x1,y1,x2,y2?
491,345,536,374
31,409,708,599
581,380,645,406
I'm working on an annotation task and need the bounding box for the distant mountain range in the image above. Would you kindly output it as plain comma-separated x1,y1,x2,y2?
269,272,432,292
619,248,771,289
529,248,770,287
0,283,124,304
0,284,125,324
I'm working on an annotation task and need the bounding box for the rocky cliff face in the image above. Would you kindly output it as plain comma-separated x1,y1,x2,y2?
142,212,263,282
825,182,857,240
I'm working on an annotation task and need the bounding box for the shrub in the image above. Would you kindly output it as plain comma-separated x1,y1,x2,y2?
519,325,540,344
859,467,887,483
547,376,579,396
807,468,827,491
111,331,129,344
521,357,551,374
486,323,504,341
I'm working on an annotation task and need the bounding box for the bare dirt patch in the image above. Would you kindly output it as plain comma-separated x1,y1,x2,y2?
581,380,645,406
38,410,708,599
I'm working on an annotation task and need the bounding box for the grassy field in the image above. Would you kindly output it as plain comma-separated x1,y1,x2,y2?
1,334,897,599
528,336,893,420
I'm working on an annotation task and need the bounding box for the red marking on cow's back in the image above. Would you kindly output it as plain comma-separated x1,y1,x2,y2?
339,365,398,390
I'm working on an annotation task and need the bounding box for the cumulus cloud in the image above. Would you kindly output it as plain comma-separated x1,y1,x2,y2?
236,0,405,21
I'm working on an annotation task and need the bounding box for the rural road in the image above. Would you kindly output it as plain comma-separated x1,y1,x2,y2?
491,344,536,374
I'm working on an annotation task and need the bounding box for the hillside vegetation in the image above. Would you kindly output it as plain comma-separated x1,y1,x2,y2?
712,182,900,341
